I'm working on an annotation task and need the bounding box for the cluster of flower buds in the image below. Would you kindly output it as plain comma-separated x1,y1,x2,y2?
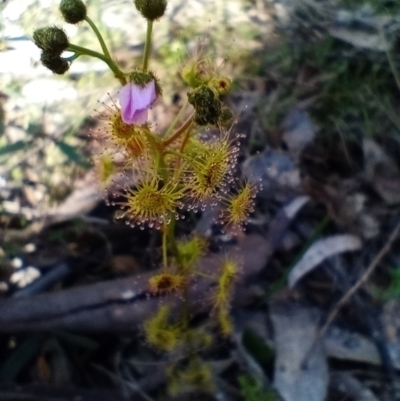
33,0,88,74
188,85,222,125
33,26,70,74
183,60,232,126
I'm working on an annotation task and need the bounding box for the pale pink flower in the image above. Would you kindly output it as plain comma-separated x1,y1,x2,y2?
119,80,156,125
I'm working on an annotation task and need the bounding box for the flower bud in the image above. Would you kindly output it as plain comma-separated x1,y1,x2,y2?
33,27,69,55
194,101,221,125
188,85,215,109
60,0,87,24
134,0,167,21
208,76,232,96
40,52,70,74
181,60,211,88
188,85,222,126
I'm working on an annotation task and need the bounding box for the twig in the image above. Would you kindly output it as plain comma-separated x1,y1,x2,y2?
303,220,400,367
12,262,71,298
329,257,396,384
0,198,305,333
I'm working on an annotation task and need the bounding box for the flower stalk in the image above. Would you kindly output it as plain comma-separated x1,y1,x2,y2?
142,20,153,72
84,15,114,63
163,113,195,147
67,43,126,84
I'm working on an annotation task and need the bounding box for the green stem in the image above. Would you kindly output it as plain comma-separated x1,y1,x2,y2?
142,20,153,72
162,114,194,148
162,223,168,269
163,149,193,182
161,218,179,269
84,16,113,61
156,150,169,183
142,129,162,151
167,218,178,261
163,100,189,139
173,128,191,180
163,149,192,161
68,43,126,84
63,53,80,62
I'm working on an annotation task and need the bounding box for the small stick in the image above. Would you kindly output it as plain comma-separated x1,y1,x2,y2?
302,220,400,368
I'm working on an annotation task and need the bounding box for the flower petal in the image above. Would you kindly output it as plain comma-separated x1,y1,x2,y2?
119,84,135,124
133,81,156,110
131,108,148,125
119,81,157,125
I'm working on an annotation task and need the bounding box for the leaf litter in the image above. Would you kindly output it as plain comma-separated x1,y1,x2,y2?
2,0,400,400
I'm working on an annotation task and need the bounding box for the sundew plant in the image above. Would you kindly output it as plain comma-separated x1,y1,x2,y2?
33,0,256,395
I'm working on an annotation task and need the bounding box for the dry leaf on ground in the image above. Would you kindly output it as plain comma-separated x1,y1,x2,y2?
324,326,382,366
270,301,328,401
330,372,380,401
288,234,362,287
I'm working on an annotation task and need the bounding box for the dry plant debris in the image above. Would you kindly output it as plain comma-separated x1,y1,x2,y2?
2,0,400,400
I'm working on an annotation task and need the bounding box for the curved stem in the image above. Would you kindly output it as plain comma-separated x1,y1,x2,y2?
142,129,162,152
84,16,113,61
162,113,195,148
142,20,153,72
63,53,80,62
163,149,196,183
163,100,189,139
179,127,191,154
68,43,126,84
